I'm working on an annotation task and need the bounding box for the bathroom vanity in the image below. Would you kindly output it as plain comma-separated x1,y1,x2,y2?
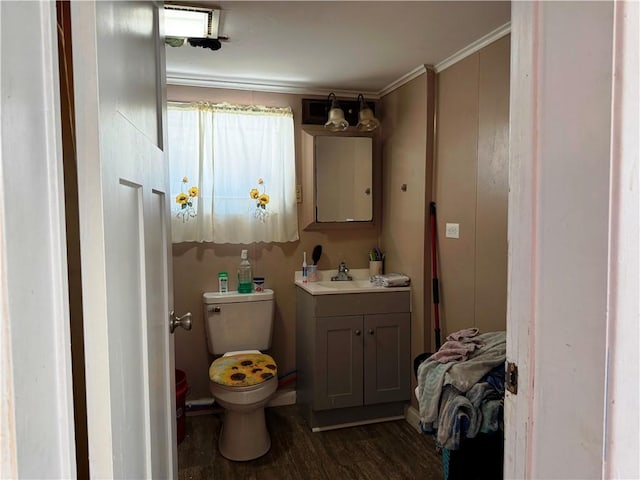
295,272,411,431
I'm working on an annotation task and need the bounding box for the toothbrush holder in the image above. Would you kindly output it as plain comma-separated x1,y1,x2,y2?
307,265,319,282
369,260,383,278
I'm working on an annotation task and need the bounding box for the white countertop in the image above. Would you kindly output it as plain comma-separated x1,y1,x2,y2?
294,269,411,295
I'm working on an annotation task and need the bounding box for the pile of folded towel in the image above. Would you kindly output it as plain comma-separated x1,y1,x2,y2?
371,273,411,287
416,329,506,450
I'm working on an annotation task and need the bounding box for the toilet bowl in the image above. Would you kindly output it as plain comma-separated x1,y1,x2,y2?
209,350,278,461
203,291,277,461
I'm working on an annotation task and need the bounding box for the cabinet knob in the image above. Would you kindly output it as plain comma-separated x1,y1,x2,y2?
368,329,374,335
355,329,361,336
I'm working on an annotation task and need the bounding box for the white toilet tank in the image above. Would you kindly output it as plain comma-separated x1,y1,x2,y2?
202,289,275,355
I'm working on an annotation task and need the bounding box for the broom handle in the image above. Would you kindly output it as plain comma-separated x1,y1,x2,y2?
430,202,441,350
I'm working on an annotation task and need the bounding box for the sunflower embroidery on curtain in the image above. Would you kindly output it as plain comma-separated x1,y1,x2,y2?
167,101,299,244
249,177,270,223
175,176,199,222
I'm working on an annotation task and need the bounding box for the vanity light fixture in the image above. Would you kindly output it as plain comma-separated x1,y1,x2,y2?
356,94,380,132
324,93,349,132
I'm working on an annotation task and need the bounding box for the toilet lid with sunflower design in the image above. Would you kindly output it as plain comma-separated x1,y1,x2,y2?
209,353,277,387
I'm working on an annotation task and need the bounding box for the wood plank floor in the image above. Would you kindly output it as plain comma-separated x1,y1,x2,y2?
178,405,443,480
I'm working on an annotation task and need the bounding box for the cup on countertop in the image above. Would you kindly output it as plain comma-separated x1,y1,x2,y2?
307,265,319,282
369,260,383,278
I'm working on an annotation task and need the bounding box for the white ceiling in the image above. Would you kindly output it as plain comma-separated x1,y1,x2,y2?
165,1,511,97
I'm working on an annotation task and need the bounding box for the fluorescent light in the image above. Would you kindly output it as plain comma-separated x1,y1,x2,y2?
164,6,219,39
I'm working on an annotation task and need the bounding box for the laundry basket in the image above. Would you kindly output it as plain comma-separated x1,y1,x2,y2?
442,432,503,480
413,353,504,480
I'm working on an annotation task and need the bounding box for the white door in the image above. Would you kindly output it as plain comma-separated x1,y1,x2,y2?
72,2,179,478
506,2,639,478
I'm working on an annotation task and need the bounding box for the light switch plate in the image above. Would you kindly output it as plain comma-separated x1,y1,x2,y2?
296,185,302,203
445,223,460,239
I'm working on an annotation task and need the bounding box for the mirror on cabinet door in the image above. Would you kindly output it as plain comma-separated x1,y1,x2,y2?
301,128,380,230
315,136,372,222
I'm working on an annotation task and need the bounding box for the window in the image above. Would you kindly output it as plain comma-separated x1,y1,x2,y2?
168,102,299,244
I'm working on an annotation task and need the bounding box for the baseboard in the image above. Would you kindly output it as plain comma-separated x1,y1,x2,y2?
185,397,218,416
186,397,216,407
311,415,405,432
185,387,297,413
405,405,422,434
267,387,296,407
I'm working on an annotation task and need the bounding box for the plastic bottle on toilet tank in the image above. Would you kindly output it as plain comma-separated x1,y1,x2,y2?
237,249,253,293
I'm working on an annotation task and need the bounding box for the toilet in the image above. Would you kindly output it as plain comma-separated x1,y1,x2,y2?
202,289,278,461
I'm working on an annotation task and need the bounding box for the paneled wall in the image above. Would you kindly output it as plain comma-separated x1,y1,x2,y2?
434,35,510,335
168,86,380,399
380,70,436,399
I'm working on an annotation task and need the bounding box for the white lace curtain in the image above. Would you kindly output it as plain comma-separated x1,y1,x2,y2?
168,102,299,244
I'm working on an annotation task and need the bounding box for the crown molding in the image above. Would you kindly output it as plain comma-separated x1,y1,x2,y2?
373,21,511,97
434,21,511,73
166,72,380,99
377,64,428,98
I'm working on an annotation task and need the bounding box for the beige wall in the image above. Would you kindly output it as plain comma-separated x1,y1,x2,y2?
434,35,510,336
380,70,436,402
168,86,380,399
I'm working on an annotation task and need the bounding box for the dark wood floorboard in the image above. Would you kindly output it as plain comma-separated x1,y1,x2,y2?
178,405,443,480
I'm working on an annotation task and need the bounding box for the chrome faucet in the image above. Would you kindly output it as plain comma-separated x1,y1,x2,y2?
331,261,353,281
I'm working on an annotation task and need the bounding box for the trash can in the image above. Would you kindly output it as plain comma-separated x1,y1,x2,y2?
175,369,188,445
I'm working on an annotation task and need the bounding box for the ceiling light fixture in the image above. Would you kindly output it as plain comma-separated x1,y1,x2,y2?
164,5,224,51
324,93,349,132
356,94,380,132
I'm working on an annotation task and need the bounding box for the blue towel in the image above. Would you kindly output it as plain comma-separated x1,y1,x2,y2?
424,381,504,450
480,399,503,434
436,385,481,450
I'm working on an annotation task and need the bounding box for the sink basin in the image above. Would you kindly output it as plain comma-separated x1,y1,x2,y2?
294,268,410,295
316,280,374,290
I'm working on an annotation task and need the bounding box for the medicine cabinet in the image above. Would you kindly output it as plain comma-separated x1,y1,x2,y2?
301,127,381,230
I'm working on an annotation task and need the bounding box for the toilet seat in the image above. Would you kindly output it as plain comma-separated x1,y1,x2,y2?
209,352,277,387
209,377,278,396
209,367,277,408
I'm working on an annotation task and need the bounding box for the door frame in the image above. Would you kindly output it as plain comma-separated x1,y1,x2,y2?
505,1,639,478
602,2,639,476
0,1,76,477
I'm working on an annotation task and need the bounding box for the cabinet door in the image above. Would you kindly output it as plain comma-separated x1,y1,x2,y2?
364,313,411,405
314,315,363,410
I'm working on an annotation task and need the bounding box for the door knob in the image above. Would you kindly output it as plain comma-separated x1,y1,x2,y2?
368,329,374,335
169,311,192,333
355,329,361,336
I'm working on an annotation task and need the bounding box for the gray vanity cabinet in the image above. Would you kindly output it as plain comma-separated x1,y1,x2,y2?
314,314,364,410
296,288,411,431
363,312,411,404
